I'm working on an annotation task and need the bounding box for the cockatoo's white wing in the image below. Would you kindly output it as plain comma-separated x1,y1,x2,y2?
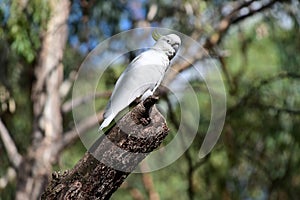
100,49,169,129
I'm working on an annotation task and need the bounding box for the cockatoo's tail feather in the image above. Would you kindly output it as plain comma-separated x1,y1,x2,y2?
99,114,115,130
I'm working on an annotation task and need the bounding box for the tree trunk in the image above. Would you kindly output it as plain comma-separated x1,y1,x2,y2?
42,97,169,199
15,0,70,199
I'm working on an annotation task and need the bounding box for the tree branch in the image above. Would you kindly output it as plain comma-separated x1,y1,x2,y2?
121,182,145,200
62,91,111,113
42,96,169,199
56,110,104,153
231,0,280,24
205,0,280,49
0,119,22,168
228,72,300,114
253,103,300,115
0,167,17,189
140,162,160,200
162,0,281,90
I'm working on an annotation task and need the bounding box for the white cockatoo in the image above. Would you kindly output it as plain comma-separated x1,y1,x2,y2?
99,32,181,130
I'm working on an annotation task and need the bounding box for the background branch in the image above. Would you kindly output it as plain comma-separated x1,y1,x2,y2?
57,111,104,153
62,91,111,113
0,167,17,189
0,119,22,168
140,162,160,200
228,72,300,114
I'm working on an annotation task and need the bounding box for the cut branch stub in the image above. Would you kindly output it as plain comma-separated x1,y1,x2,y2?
42,95,169,200
131,95,159,126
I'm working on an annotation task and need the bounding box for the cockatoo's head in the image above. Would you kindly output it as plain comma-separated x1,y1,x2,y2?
152,32,181,59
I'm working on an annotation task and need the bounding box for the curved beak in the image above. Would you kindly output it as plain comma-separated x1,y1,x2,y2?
173,44,179,52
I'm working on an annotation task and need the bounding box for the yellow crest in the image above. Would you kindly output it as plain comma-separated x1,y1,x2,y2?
152,30,162,41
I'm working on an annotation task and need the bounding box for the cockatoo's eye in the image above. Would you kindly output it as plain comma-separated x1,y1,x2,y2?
166,39,171,43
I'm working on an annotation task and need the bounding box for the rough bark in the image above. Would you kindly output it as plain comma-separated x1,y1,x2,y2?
15,0,70,199
41,96,169,200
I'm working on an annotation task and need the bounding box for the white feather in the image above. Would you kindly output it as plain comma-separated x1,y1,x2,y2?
99,34,181,130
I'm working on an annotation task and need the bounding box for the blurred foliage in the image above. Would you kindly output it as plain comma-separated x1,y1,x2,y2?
1,0,300,199
7,0,49,62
